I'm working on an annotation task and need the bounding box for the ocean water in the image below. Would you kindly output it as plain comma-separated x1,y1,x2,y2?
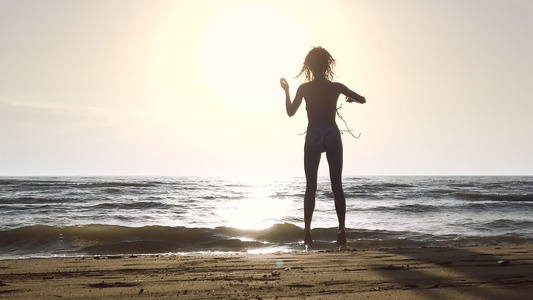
0,176,532,259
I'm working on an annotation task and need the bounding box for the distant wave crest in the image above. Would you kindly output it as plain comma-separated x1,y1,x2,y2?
456,192,533,202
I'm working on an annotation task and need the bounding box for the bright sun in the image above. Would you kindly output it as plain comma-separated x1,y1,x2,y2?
194,3,307,114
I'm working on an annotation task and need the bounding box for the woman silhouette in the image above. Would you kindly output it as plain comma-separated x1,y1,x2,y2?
280,47,365,246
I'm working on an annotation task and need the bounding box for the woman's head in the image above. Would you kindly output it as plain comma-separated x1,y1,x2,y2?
297,47,336,81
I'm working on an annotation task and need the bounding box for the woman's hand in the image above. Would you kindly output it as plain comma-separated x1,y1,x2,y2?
346,95,366,104
280,78,289,92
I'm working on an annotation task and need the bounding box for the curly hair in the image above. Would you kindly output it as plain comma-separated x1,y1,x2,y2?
296,47,336,82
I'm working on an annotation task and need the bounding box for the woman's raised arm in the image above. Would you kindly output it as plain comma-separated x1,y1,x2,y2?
281,78,304,117
337,83,365,104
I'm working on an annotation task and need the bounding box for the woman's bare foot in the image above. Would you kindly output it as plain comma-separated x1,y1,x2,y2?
304,229,313,246
337,229,346,246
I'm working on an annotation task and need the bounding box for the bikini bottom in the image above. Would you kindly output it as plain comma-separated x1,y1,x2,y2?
305,126,341,153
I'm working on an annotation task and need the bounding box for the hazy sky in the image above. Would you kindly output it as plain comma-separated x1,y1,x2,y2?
1,0,532,177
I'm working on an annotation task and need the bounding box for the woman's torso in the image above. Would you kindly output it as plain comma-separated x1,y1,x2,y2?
300,80,342,129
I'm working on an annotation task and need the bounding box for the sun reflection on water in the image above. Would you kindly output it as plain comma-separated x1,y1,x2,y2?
217,196,292,230
212,175,301,230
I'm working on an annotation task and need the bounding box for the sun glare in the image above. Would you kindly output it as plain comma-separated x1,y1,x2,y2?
194,3,307,114
216,197,291,230
215,176,294,230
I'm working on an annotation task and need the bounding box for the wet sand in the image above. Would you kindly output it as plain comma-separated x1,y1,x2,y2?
1,245,532,299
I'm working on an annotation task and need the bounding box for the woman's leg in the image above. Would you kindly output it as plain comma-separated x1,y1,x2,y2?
303,149,321,245
326,139,346,245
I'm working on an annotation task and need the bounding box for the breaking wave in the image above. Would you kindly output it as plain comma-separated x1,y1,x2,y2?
2,223,532,259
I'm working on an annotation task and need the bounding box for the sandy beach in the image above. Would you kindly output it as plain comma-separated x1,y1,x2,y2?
1,245,532,299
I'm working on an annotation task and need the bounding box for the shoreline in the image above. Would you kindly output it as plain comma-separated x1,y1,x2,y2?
1,245,532,299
